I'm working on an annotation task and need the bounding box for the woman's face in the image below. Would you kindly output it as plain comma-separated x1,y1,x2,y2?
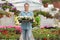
24,4,29,11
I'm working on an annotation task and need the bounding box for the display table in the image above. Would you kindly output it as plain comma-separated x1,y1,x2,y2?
0,25,22,39
0,13,15,26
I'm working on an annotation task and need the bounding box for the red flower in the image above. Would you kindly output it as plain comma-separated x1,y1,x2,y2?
1,30,8,35
0,30,2,32
43,38,47,40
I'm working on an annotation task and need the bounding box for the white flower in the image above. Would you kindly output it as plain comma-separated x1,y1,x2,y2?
18,16,24,18
24,16,28,19
27,16,33,19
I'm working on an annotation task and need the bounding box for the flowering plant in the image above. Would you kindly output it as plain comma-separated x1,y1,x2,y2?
5,12,11,18
0,10,6,18
0,26,22,39
18,16,34,23
2,2,13,10
32,28,60,40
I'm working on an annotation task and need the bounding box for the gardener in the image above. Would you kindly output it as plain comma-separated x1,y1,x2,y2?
19,3,35,40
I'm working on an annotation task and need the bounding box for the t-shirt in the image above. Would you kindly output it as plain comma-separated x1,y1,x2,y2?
19,11,34,30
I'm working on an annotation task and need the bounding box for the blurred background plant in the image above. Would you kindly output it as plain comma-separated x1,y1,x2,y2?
0,26,22,39
33,10,53,27
32,28,60,40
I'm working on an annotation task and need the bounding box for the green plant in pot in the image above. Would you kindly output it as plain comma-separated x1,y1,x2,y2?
2,5,12,10
42,0,49,7
33,10,53,27
35,15,40,27
14,10,20,16
33,10,41,27
2,2,12,10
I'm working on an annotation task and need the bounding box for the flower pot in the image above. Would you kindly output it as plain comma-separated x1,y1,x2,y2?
58,30,60,34
0,14,3,18
6,14,11,18
6,13,11,18
43,3,48,8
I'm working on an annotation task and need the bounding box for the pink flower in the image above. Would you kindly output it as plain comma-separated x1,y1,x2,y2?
14,26,22,32
3,26,6,29
40,26,44,29
0,26,3,28
6,25,13,28
0,26,6,28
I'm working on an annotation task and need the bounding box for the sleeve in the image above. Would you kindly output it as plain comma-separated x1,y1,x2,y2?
31,11,34,17
30,11,35,23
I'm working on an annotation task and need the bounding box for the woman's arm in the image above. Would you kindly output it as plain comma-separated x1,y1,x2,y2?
30,12,35,23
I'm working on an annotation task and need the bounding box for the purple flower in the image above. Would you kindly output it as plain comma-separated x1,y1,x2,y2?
12,7,17,10
9,3,13,6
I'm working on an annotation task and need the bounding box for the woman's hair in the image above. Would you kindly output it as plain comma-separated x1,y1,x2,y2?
24,3,29,6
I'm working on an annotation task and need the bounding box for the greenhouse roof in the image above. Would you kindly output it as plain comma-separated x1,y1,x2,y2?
0,0,42,11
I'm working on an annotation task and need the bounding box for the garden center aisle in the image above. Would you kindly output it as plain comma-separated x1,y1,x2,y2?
0,0,60,40
0,0,42,40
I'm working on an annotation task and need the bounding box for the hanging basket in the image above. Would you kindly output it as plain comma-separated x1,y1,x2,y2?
43,3,48,7
42,0,49,7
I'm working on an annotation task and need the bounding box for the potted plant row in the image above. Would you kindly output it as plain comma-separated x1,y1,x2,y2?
32,28,60,40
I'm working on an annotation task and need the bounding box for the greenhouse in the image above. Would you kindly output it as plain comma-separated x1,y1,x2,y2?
0,0,60,40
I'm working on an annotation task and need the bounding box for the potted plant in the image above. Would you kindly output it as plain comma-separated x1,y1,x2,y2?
33,10,41,27
0,10,6,18
2,2,13,10
18,16,34,23
0,14,3,18
5,12,12,18
51,7,56,11
2,5,12,10
42,0,49,7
